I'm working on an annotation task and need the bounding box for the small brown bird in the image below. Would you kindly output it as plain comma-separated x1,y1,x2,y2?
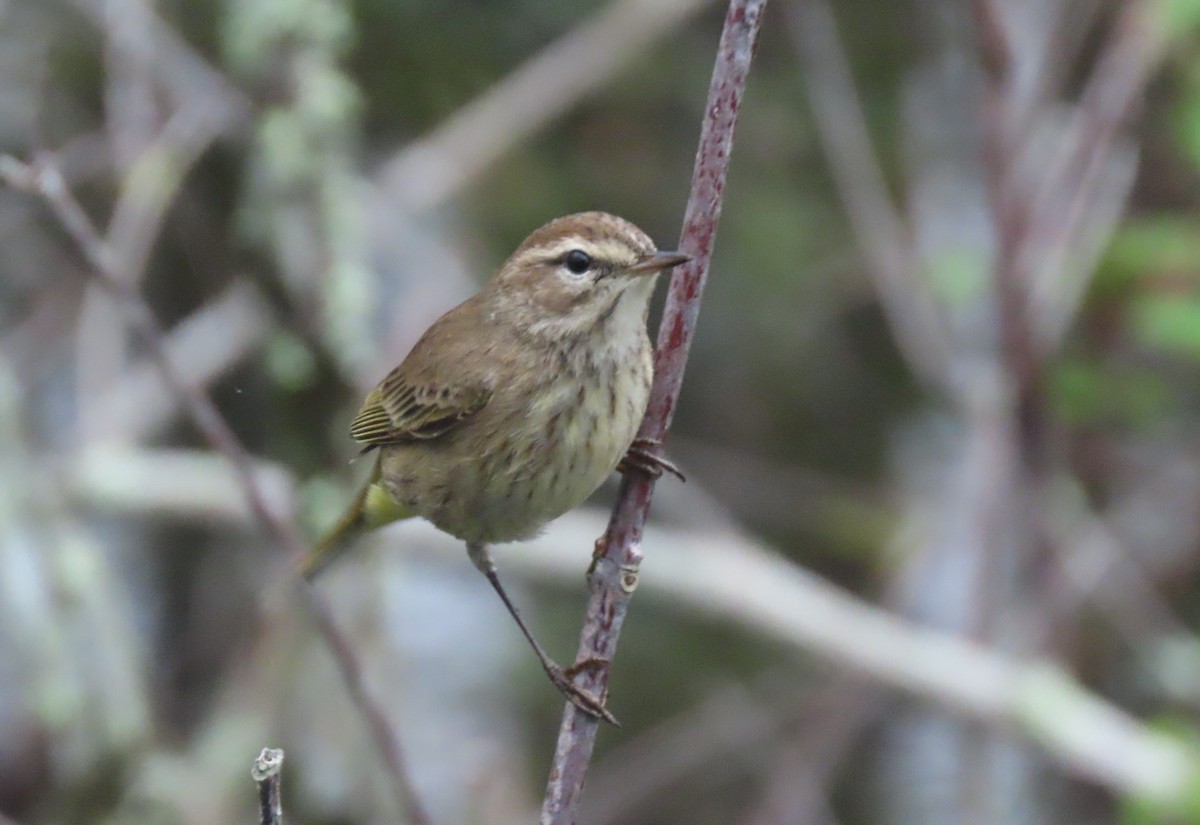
303,212,688,721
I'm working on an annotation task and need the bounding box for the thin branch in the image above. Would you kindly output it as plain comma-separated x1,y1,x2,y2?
1025,0,1163,350
0,156,431,825
787,0,953,392
539,1,767,821
84,282,272,442
252,748,285,825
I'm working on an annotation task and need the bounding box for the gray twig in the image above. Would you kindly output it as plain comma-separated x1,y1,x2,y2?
787,0,953,393
0,155,431,825
539,1,767,822
252,748,285,825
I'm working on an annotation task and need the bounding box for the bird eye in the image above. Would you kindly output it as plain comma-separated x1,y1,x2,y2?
563,250,592,275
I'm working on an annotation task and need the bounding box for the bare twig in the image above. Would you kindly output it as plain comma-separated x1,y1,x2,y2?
539,1,767,821
0,156,431,825
252,748,285,825
787,0,953,392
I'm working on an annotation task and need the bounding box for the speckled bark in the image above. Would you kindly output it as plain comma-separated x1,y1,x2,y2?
539,2,768,822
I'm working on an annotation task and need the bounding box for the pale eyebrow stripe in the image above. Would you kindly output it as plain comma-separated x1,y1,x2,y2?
515,238,638,268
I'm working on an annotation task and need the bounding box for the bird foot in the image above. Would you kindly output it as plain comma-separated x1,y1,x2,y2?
545,657,619,726
618,437,686,482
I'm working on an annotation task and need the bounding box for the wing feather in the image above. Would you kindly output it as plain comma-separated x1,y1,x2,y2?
349,368,491,449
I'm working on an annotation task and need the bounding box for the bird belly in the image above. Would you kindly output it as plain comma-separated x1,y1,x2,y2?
378,348,650,544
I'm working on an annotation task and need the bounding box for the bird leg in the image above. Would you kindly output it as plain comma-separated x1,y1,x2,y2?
467,542,618,725
617,436,686,482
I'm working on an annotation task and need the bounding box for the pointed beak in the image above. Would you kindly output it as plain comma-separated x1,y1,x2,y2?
626,250,690,276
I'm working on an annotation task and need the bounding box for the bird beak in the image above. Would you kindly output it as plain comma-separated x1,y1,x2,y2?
627,250,690,276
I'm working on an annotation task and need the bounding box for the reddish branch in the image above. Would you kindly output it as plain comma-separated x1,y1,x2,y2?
539,1,768,821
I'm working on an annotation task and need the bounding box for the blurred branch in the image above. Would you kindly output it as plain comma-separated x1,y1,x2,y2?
84,282,272,443
738,677,881,825
1025,0,1162,351
1044,483,1190,656
70,445,293,524
106,102,231,289
71,447,1200,806
540,1,767,821
378,0,713,212
103,0,159,169
582,682,784,823
977,0,1164,373
670,436,893,548
583,674,874,825
0,155,431,825
68,0,251,134
411,512,1198,805
972,0,1169,710
251,748,285,825
787,0,954,393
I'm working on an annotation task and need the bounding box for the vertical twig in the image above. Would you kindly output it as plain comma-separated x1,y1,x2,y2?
787,0,953,393
539,1,767,822
974,0,1164,589
0,156,431,825
252,748,285,825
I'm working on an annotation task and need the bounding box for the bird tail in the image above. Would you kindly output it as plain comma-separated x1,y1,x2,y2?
299,454,413,580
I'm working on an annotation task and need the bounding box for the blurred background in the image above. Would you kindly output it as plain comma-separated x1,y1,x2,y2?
2,0,1200,823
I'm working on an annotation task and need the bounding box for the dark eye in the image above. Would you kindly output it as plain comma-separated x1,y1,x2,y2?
564,249,592,275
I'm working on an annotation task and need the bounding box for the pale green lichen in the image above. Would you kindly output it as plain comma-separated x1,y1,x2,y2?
223,0,375,377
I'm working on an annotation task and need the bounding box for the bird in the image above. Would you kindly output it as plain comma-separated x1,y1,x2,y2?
302,212,688,722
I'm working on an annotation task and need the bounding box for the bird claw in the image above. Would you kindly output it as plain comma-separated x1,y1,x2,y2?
546,658,619,726
618,437,686,482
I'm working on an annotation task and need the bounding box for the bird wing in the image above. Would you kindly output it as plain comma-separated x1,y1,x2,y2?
349,366,492,449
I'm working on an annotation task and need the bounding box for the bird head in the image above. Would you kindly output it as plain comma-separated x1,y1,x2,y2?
487,212,689,340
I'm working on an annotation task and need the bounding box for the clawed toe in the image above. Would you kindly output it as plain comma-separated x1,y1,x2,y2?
546,661,619,726
618,437,686,482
